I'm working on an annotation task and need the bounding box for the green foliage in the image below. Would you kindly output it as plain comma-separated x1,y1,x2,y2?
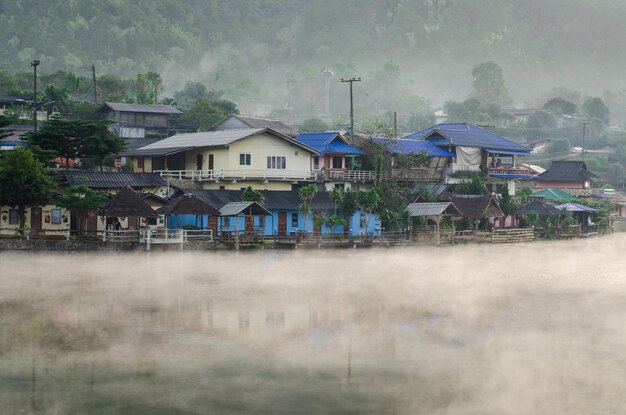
242,186,265,204
470,61,512,107
498,184,516,216
445,99,502,124
543,97,577,116
177,97,239,132
135,72,163,104
298,183,318,230
457,175,488,195
79,121,126,171
0,148,55,230
339,189,358,219
517,187,533,203
546,137,571,154
582,97,610,126
526,110,557,141
56,185,108,237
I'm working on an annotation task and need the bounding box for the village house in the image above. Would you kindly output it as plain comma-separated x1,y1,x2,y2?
361,137,455,183
450,194,505,229
162,188,381,237
0,124,32,150
122,128,319,191
293,131,375,190
533,161,599,196
97,102,182,140
0,194,70,237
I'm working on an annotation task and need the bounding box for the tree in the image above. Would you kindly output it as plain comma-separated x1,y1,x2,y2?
0,148,55,232
469,61,512,107
543,97,577,117
79,121,126,171
582,97,610,126
242,186,265,204
26,118,91,167
177,97,239,132
356,187,381,234
498,184,516,228
56,185,108,237
457,175,488,195
547,138,571,154
298,183,318,231
526,110,557,141
135,72,163,104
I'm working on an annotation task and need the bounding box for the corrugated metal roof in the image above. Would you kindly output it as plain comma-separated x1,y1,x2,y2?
179,188,336,211
404,123,530,154
63,171,165,189
218,115,296,136
516,200,564,216
555,202,599,212
220,201,271,216
536,161,598,182
451,195,504,218
531,188,575,202
294,132,364,155
98,102,181,114
125,137,165,150
407,202,458,216
370,137,455,157
0,124,33,143
120,146,191,157
135,128,319,154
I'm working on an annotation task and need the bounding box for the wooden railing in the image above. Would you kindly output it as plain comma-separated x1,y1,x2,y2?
155,169,382,182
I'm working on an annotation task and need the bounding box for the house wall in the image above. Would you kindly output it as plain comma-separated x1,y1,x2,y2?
185,148,229,171
200,181,294,191
534,180,585,190
0,205,70,235
227,133,311,175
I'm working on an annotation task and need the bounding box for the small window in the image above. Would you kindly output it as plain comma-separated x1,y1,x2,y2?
9,209,19,225
240,153,251,166
147,217,157,225
332,156,343,169
291,212,298,228
313,156,320,170
136,157,144,169
51,208,62,225
223,217,231,227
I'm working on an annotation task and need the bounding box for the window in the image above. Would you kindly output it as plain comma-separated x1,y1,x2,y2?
239,153,251,166
332,156,343,169
147,217,157,225
313,156,320,170
136,157,144,169
8,209,19,225
51,208,62,225
291,212,298,228
267,156,286,169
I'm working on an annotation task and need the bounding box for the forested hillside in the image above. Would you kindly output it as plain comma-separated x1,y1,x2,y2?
2,0,626,114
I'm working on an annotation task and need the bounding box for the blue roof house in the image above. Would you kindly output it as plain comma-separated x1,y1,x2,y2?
294,132,375,187
403,123,533,178
362,137,455,182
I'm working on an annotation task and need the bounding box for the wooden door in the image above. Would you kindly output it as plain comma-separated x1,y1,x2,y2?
278,212,287,235
208,154,214,170
30,207,42,233
313,212,322,233
209,216,218,237
245,215,254,232
86,210,98,236
196,154,203,170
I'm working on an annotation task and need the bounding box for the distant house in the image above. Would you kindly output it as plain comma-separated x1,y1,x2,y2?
0,193,70,237
166,188,381,237
362,137,455,183
0,124,33,150
122,128,319,191
214,115,296,137
97,102,181,139
534,161,599,196
294,132,372,189
403,123,532,179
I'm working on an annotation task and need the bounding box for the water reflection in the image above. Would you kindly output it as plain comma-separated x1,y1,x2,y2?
1,235,626,414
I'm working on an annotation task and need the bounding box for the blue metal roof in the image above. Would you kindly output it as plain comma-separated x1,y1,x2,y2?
295,132,364,155
404,123,530,154
370,137,455,157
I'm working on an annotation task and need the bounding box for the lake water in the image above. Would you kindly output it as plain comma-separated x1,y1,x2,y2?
1,235,626,414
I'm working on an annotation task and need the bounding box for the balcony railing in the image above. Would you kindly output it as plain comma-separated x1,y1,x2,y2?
155,169,382,182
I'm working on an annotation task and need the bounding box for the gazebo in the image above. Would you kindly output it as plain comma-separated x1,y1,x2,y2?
406,202,461,245
219,201,272,249
98,186,158,231
555,202,600,235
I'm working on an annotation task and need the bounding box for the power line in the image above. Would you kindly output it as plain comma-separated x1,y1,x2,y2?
341,77,361,141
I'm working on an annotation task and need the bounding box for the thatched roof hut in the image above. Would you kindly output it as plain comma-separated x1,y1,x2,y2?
98,186,158,218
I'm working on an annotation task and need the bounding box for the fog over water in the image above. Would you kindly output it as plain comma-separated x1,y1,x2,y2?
2,236,626,414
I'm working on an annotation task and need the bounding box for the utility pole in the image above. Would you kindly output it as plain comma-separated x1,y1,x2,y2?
341,77,361,142
91,64,98,105
393,111,397,138
582,122,590,161
31,60,40,131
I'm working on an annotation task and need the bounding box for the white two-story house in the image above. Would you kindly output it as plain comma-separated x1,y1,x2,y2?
123,128,319,190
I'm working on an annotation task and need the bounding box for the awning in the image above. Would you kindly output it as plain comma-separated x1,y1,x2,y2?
485,149,530,156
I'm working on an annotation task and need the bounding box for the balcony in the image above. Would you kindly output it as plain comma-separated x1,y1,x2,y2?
154,169,383,183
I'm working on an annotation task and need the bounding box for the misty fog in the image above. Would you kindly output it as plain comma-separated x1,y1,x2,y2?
2,236,626,414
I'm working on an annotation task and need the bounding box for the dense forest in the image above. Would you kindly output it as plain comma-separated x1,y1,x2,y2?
2,0,626,121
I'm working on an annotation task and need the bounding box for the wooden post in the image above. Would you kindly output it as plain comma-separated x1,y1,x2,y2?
235,217,239,250
436,215,440,246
